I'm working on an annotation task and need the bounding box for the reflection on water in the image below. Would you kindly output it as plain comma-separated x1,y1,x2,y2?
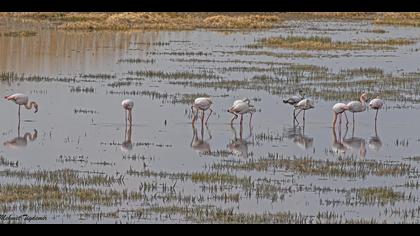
121,123,133,153
228,124,254,158
339,126,367,159
4,127,37,149
332,127,348,154
191,125,212,155
0,22,161,76
368,124,382,152
283,123,314,150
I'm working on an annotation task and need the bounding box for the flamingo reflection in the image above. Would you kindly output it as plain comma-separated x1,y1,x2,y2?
191,125,212,155
227,124,254,158
121,122,133,153
4,125,38,149
368,123,382,152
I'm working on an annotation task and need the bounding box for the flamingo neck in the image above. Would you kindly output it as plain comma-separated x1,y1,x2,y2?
24,101,36,110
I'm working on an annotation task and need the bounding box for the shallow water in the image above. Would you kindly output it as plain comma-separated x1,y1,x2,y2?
1,19,420,223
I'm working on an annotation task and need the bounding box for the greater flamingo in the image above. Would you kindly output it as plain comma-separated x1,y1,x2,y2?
122,99,134,125
369,96,384,122
332,103,349,128
283,90,305,118
228,99,256,125
347,92,369,125
4,94,38,121
294,98,315,124
191,97,213,125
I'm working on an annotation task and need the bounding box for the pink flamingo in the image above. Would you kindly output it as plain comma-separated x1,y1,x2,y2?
191,97,213,125
4,94,38,120
122,99,134,125
369,96,384,122
332,103,349,128
347,92,369,125
228,99,256,125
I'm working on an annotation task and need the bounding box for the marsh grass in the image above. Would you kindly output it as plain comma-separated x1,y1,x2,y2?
210,154,416,178
374,13,420,27
1,13,283,31
1,31,37,37
254,36,416,51
0,157,19,168
356,187,405,205
128,70,221,80
0,169,123,186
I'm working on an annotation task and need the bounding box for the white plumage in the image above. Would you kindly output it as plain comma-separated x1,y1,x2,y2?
369,97,384,122
294,98,315,124
332,103,349,127
191,97,213,125
122,99,134,110
122,99,134,125
228,99,256,125
4,93,39,121
347,92,368,124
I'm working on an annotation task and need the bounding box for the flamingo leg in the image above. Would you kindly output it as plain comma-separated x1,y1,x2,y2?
295,109,303,119
352,113,355,125
201,110,205,125
125,110,128,126
18,105,21,121
344,112,349,126
191,106,197,124
375,109,379,122
333,112,338,128
240,114,244,126
128,110,133,126
206,108,213,125
303,110,306,124
249,113,253,128
229,111,238,125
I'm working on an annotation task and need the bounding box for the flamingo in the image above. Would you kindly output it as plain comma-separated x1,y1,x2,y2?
294,98,315,124
4,94,38,121
122,99,134,125
283,90,305,118
228,99,256,125
347,92,369,125
332,103,349,128
369,96,384,122
191,97,213,125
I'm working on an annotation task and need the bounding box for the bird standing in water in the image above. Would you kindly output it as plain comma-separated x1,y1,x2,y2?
191,97,213,126
228,98,256,126
4,93,39,122
332,103,349,128
283,90,305,119
122,99,134,126
347,92,369,125
369,96,384,122
294,98,315,124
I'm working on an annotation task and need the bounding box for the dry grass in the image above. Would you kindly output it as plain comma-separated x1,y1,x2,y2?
374,13,420,27
4,12,420,31
0,12,283,31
